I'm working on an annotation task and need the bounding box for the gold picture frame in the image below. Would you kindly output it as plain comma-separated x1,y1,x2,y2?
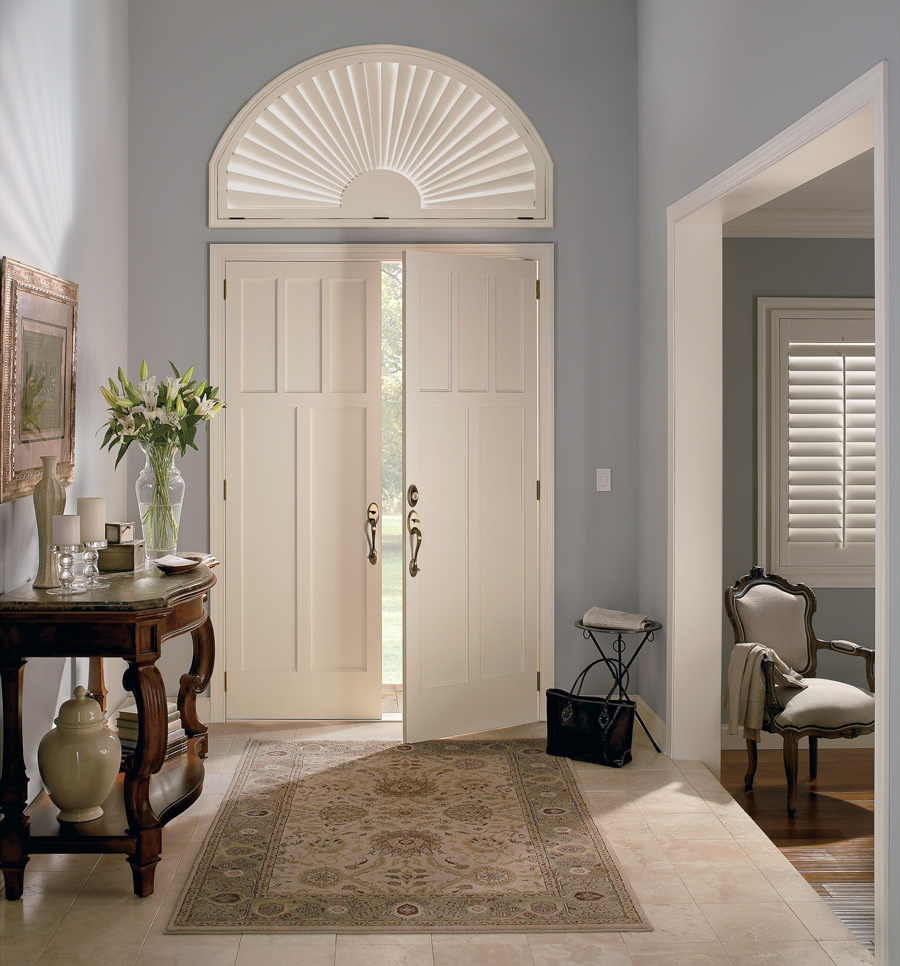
0,258,78,502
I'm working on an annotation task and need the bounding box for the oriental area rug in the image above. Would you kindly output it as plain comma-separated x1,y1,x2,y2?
168,738,650,934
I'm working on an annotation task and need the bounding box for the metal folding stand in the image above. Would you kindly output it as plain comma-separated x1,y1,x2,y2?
574,619,663,753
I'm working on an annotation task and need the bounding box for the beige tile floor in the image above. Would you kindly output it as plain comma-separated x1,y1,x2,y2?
0,720,875,966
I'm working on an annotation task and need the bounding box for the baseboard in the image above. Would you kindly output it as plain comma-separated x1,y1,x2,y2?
720,725,875,751
633,694,666,750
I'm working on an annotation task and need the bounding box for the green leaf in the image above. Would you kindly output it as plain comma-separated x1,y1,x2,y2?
114,441,130,467
169,361,181,378
124,382,142,405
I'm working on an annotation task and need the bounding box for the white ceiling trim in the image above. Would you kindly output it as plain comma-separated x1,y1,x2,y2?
724,207,874,238
209,45,553,228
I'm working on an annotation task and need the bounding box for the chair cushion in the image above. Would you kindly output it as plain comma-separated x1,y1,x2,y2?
774,677,875,732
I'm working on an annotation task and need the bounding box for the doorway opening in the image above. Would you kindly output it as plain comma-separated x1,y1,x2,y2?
381,261,403,717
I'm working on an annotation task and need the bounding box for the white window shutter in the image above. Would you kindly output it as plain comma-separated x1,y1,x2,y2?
759,299,876,588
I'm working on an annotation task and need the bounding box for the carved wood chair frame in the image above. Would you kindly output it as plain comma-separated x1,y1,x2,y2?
724,566,875,817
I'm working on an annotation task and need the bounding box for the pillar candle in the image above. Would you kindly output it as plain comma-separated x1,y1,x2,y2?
76,497,106,543
52,514,80,546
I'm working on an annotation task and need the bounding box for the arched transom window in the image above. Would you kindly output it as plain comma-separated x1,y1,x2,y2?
209,45,553,228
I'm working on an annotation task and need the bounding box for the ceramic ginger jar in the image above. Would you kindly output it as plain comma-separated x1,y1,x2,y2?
37,686,121,822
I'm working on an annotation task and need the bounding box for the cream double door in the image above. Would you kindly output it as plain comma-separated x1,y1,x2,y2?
224,252,538,742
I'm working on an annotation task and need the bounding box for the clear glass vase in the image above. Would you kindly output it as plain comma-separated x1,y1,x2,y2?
136,442,184,559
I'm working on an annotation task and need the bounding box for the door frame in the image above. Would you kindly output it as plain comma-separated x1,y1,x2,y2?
208,242,555,726
665,64,890,959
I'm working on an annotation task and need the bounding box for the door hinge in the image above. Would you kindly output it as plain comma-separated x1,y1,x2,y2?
224,671,228,692
536,279,541,300
223,479,227,500
537,671,541,691
223,278,228,300
536,480,541,501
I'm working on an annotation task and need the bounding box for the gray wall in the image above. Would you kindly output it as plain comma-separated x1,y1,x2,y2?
128,0,642,696
0,0,130,800
637,0,900,955
722,237,876,713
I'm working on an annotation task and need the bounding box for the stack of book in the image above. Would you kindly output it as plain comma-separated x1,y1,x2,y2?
116,700,187,764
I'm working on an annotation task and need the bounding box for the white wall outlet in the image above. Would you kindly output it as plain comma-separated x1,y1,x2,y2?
597,468,611,491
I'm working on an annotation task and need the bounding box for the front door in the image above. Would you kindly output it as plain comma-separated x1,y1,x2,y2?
223,260,383,718
222,251,541,736
402,251,540,742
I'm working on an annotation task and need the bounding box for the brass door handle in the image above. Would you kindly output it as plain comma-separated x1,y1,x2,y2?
366,503,379,564
407,509,422,577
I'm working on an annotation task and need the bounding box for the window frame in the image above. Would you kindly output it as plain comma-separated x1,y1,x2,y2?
758,296,876,588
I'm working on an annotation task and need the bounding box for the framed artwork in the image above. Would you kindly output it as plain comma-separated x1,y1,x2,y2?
0,258,78,502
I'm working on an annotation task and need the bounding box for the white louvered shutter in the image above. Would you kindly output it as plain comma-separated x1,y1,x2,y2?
786,348,876,546
763,303,876,587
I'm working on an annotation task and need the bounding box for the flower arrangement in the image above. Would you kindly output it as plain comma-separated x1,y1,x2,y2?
100,361,224,556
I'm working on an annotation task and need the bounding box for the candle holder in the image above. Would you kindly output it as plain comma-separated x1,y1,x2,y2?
80,540,108,586
46,545,86,595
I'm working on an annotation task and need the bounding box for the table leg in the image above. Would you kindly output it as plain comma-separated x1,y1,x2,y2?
633,708,662,753
178,612,215,759
0,656,28,900
87,655,107,715
121,660,167,896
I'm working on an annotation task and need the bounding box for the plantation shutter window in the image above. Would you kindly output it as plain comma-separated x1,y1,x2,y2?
760,300,876,588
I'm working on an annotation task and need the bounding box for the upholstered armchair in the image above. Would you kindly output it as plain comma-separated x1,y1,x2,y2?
724,567,875,818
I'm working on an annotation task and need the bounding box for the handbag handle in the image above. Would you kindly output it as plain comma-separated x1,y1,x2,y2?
568,659,620,704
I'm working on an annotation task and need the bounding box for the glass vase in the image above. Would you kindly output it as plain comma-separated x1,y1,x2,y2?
136,442,184,560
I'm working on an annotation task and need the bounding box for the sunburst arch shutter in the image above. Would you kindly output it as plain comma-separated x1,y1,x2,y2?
209,46,553,228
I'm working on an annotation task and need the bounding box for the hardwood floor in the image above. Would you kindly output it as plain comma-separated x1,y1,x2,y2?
721,746,875,952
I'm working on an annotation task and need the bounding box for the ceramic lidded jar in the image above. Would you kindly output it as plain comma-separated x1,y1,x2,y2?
37,686,121,822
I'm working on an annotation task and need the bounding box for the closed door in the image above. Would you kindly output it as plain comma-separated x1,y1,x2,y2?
224,261,383,718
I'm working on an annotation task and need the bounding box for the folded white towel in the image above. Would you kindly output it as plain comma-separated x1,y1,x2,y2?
582,606,653,632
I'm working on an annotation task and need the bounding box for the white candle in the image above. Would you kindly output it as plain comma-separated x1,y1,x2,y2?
76,497,106,543
52,514,80,546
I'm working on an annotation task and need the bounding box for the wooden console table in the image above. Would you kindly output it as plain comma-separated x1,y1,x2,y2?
0,565,216,900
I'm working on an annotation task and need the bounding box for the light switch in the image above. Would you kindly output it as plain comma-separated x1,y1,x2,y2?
597,468,611,492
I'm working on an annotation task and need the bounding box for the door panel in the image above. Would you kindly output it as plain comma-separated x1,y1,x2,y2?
225,261,383,719
403,251,539,742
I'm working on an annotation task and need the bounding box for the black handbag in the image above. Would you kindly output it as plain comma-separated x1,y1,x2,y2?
546,660,636,767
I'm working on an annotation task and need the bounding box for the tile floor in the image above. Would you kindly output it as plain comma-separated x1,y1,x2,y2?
0,720,875,966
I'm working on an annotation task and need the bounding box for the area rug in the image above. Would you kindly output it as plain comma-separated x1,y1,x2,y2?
168,738,650,934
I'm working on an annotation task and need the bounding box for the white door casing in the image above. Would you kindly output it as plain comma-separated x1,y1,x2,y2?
223,260,383,719
403,251,540,742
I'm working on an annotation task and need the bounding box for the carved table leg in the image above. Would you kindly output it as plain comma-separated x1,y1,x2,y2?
121,661,167,896
179,612,215,759
87,655,107,715
0,656,29,900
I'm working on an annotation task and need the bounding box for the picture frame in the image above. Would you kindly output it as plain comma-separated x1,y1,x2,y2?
0,258,78,502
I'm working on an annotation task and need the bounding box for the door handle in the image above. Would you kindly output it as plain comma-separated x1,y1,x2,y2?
407,509,422,577
366,503,379,564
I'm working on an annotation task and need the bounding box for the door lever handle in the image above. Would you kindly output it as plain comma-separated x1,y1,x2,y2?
407,509,422,577
366,503,379,564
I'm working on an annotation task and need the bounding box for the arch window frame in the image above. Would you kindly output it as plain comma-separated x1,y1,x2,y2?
209,45,553,229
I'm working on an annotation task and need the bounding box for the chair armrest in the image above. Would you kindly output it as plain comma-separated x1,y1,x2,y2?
818,639,875,691
759,657,789,716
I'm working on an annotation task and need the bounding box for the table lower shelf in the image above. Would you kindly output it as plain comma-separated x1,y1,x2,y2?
24,740,206,854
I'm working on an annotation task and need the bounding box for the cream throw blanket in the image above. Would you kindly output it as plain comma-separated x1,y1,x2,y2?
725,643,806,742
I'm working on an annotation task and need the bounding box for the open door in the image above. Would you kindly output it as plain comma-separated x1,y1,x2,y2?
223,260,383,719
403,251,540,742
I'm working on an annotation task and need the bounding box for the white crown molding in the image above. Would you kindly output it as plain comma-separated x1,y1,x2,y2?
724,207,874,238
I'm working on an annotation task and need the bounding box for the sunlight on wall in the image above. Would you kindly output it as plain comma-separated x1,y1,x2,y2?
0,0,75,271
